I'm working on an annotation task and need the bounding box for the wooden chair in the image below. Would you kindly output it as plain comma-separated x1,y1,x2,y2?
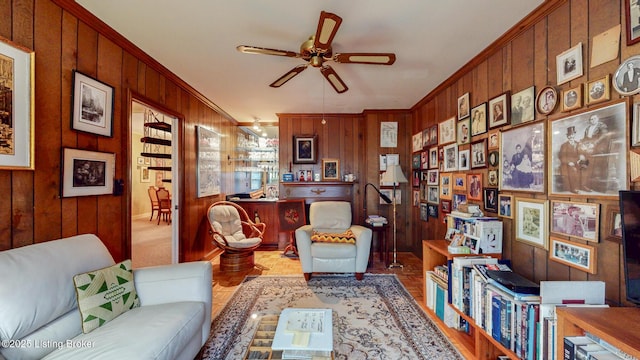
147,186,160,221
156,188,171,225
207,201,265,271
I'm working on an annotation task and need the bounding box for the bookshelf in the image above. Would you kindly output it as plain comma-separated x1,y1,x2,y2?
422,240,510,360
556,307,640,359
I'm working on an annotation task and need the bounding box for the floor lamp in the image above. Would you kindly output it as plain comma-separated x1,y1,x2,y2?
380,164,408,269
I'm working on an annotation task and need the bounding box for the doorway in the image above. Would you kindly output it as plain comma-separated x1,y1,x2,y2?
130,100,179,268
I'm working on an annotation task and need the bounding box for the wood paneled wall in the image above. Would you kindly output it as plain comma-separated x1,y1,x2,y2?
0,0,237,262
411,0,639,305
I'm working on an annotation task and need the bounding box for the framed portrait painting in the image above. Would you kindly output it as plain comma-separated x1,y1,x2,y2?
549,237,597,274
556,42,583,85
488,92,510,128
499,121,545,193
549,101,627,197
62,148,115,197
550,200,599,242
0,36,34,170
72,71,114,137
515,198,549,249
536,86,558,116
293,135,318,164
613,55,640,96
321,158,340,180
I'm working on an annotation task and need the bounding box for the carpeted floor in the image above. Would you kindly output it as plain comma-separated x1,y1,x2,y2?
197,274,463,360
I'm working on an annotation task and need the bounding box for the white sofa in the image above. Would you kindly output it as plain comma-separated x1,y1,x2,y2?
295,201,372,280
0,234,212,360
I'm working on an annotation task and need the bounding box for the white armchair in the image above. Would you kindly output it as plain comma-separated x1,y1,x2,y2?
295,201,372,280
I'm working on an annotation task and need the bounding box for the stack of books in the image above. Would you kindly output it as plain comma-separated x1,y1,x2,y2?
365,215,388,227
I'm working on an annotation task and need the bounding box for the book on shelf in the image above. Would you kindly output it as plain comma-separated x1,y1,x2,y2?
563,336,595,360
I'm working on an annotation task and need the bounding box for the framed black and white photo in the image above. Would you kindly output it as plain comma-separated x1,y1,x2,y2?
440,173,452,200
470,103,487,136
487,130,500,150
422,128,430,149
428,203,439,218
613,55,640,96
586,75,610,105
427,185,439,204
420,203,428,221
561,85,582,112
483,188,498,213
498,194,513,218
196,125,221,197
499,121,545,193
626,0,640,45
429,147,439,169
471,139,487,169
487,169,499,187
457,118,471,145
438,117,456,145
549,101,627,197
633,101,640,147
458,149,470,171
443,143,458,172
549,237,596,274
71,71,114,137
536,86,558,115
62,148,115,197
550,200,600,242
556,42,583,85
293,135,318,164
458,92,470,120
412,132,423,152
515,198,549,249
510,86,535,125
0,36,34,170
488,150,499,167
488,92,510,128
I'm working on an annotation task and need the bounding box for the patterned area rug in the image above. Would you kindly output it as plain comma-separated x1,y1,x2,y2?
197,274,463,360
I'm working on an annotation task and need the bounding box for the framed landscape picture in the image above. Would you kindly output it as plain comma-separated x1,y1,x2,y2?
550,200,599,242
62,148,115,197
549,101,627,197
499,121,545,193
515,198,549,249
72,70,114,137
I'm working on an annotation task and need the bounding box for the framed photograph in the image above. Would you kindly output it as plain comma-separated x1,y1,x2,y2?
427,186,439,204
487,169,499,186
453,193,467,211
422,128,430,148
605,206,623,243
458,92,470,120
626,0,640,45
487,130,500,150
420,203,428,221
511,86,536,125
412,171,420,187
488,150,499,167
427,169,439,185
429,125,438,145
586,75,610,105
441,200,452,214
550,200,600,242
380,122,398,148
458,149,470,171
412,132,423,152
293,135,318,164
380,189,401,205
62,148,115,197
467,173,482,201
0,36,34,170
471,139,487,169
71,71,114,137
453,173,467,191
136,157,144,165
196,125,221,197
321,158,340,180
556,42,583,85
633,102,640,147
500,121,545,193
140,166,150,183
549,101,627,197
457,118,471,144
613,55,640,96
440,173,452,200
413,189,420,207
488,92,510,128
498,194,513,218
429,147,439,169
438,117,456,145
536,86,558,115
515,198,549,249
443,143,458,172
561,85,583,112
483,188,498,213
412,153,421,169
420,151,429,170
470,103,487,136
549,237,597,274
428,203,439,218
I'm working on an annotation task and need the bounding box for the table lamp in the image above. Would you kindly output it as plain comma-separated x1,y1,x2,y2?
380,164,408,269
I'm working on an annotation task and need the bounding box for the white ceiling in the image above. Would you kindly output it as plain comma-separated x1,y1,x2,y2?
75,0,544,124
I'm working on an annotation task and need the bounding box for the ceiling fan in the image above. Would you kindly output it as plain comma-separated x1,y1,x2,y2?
237,11,396,94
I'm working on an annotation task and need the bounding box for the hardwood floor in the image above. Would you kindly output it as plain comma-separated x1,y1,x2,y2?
211,249,474,359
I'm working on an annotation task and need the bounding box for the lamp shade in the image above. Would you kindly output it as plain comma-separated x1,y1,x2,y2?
381,164,408,185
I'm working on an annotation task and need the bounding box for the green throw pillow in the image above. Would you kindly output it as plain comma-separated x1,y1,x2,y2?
73,259,140,333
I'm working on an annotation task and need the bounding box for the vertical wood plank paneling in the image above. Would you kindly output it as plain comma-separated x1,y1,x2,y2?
13,0,33,45
0,3,13,250
0,1,10,37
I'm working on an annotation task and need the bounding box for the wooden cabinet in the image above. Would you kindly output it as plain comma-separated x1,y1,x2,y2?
233,200,279,249
556,307,640,359
422,240,509,360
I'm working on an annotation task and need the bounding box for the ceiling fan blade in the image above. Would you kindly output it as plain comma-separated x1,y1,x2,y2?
314,11,342,53
269,64,308,88
236,45,300,58
333,53,396,65
320,65,348,93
